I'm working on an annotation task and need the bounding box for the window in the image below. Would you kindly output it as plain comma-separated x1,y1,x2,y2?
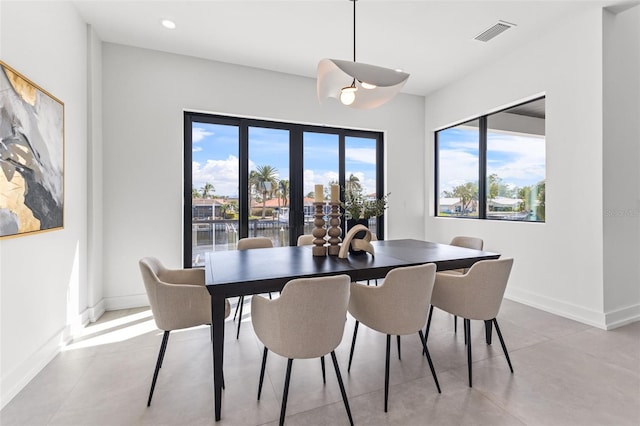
184,112,384,267
436,119,480,217
436,97,545,222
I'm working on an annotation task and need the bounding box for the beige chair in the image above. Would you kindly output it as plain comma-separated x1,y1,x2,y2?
233,237,274,339
426,258,514,387
441,236,484,332
139,257,230,406
347,263,441,412
252,275,353,426
296,234,315,246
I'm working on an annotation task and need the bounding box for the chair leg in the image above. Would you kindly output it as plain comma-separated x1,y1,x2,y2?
321,356,326,384
425,305,434,341
423,305,434,356
348,320,359,372
258,346,268,400
493,319,514,373
384,334,391,412
233,296,242,320
236,296,244,339
147,330,170,406
279,359,294,426
465,319,472,387
484,320,493,345
418,330,441,393
397,335,401,360
454,315,457,333
330,351,354,426
464,319,468,345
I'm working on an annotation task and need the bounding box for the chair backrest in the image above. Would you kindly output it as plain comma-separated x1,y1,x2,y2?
139,257,210,331
251,274,351,359
348,263,437,336
296,234,315,246
433,258,513,321
462,258,513,320
237,237,273,250
139,257,165,324
450,236,484,250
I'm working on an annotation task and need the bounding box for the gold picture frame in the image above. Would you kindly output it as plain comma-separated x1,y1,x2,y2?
0,61,64,239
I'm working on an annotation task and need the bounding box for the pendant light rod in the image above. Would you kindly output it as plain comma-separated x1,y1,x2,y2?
352,0,356,62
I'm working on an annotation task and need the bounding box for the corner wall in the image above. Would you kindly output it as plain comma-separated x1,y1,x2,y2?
424,7,627,329
602,5,640,326
101,44,425,309
0,1,89,408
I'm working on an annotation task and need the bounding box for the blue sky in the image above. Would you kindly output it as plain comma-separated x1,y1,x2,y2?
438,125,545,194
192,123,377,198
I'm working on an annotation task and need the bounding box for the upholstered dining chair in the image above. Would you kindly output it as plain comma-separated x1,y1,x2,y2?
441,236,484,333
139,257,230,406
252,274,353,426
347,263,441,412
233,237,274,339
296,234,315,246
426,257,514,387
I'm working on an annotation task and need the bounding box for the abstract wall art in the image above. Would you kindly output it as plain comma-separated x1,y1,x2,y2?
0,61,64,238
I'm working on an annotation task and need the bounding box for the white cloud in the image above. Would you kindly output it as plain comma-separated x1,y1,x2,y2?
192,155,239,197
303,170,339,196
192,127,214,143
346,148,376,165
438,150,479,193
487,135,546,185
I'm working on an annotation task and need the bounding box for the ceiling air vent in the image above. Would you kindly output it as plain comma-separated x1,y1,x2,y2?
474,20,516,42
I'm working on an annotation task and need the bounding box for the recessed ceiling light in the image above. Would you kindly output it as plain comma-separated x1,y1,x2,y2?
161,19,176,30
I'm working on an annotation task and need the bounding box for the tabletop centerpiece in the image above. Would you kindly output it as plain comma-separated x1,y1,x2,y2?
341,184,389,254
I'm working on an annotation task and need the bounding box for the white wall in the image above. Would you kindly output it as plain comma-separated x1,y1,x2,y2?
0,1,89,408
101,43,425,309
602,5,640,325
87,26,105,321
425,6,640,329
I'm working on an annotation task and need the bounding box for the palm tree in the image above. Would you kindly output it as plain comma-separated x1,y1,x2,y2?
251,165,279,218
346,174,362,194
192,185,201,199
278,179,290,207
201,182,215,199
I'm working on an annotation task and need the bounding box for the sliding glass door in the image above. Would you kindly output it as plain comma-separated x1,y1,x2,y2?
184,112,383,267
246,126,290,244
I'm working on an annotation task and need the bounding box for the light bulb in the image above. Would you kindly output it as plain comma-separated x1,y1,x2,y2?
360,81,377,90
340,85,357,105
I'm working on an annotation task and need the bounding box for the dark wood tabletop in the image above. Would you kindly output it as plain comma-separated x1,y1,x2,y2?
205,238,500,421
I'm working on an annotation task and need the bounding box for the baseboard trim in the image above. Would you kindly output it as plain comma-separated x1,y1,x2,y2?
604,304,640,330
505,287,607,329
0,325,70,410
87,299,106,323
103,293,149,311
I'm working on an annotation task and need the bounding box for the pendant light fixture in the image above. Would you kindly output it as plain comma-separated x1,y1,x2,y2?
317,0,409,109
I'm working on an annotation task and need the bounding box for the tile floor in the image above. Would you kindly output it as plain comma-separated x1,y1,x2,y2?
1,299,639,426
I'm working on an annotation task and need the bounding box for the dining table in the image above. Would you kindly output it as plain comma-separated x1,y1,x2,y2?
205,238,500,421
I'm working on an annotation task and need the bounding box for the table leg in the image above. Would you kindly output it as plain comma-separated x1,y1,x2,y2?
211,294,225,421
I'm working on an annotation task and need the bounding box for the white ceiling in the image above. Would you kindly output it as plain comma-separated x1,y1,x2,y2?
72,0,621,96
